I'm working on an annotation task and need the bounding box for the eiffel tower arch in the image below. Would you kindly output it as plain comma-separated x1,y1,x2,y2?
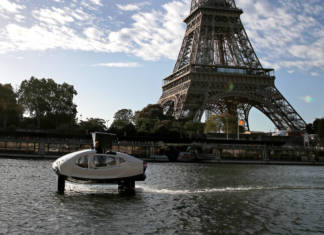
158,0,306,131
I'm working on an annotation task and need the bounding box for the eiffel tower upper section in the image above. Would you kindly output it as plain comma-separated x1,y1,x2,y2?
159,0,306,131
174,0,264,73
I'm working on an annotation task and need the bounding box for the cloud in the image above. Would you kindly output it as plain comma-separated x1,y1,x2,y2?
83,27,103,40
32,7,75,25
116,4,141,11
0,0,24,13
0,0,189,61
89,0,102,6
5,23,107,52
14,14,25,23
110,0,190,60
0,0,323,73
92,62,141,68
236,0,324,71
80,0,102,10
116,2,150,11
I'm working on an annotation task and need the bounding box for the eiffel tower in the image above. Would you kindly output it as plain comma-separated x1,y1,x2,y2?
158,0,306,131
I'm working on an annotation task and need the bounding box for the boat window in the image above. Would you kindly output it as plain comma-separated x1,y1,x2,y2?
93,155,117,168
119,157,126,164
76,155,89,168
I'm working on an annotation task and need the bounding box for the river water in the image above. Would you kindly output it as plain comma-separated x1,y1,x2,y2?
1,159,324,234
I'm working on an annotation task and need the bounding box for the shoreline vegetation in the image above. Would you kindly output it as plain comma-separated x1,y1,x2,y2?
1,153,324,166
1,77,324,163
0,128,324,163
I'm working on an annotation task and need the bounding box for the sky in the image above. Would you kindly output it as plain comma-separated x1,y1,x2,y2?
0,0,323,131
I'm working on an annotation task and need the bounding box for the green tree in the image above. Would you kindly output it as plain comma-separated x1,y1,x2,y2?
135,104,206,138
319,122,324,139
0,83,22,128
18,77,77,129
183,120,204,137
113,109,134,123
204,115,223,134
136,104,165,121
204,113,237,134
110,109,134,132
306,123,315,134
152,120,174,137
79,118,107,133
109,122,136,137
136,118,156,134
135,104,168,134
314,119,324,138
49,82,78,128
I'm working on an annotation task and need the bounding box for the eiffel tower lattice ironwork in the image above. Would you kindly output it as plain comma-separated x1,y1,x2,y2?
158,0,306,131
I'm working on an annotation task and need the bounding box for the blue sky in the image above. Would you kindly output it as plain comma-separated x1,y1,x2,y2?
0,0,323,131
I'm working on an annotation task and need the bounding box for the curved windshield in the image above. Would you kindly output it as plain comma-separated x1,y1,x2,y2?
76,155,89,168
76,155,126,169
93,155,116,168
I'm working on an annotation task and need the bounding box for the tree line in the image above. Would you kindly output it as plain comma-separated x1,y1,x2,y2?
1,77,76,131
0,77,205,138
1,77,324,140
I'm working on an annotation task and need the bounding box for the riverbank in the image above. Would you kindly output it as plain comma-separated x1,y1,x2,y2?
142,158,324,166
0,153,58,160
197,159,324,166
1,153,324,166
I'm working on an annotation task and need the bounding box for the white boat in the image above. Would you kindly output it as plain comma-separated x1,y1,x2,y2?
52,133,147,194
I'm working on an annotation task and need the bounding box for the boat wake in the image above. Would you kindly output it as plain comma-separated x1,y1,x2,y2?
137,185,324,195
64,182,324,195
65,182,118,193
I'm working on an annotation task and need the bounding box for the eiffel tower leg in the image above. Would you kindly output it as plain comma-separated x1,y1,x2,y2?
256,87,306,131
175,93,189,119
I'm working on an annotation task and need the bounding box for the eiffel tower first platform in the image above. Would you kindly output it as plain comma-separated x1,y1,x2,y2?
158,0,306,131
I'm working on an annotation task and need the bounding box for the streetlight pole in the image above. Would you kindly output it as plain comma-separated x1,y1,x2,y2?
227,118,229,140
237,119,240,140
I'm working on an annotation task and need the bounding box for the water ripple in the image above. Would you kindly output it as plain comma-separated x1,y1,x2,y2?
1,159,324,234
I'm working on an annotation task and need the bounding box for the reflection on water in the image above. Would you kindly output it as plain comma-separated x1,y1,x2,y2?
1,160,324,234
